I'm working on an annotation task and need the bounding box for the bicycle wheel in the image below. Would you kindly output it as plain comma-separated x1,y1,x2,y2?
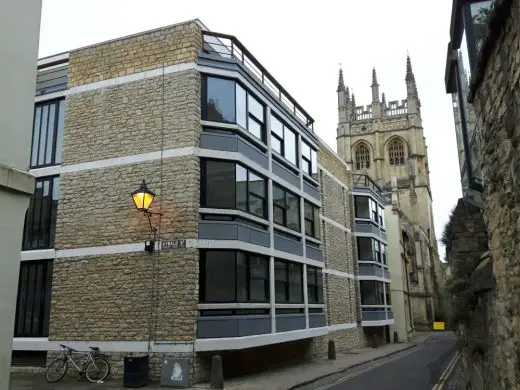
85,357,110,383
45,357,68,383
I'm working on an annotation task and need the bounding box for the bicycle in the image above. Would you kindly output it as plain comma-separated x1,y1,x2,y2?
45,344,110,383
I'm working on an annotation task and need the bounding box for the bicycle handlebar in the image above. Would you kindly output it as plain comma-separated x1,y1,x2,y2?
59,344,77,352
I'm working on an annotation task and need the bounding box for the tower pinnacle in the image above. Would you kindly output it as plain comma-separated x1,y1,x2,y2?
371,67,380,103
371,67,379,86
337,68,345,92
405,55,415,82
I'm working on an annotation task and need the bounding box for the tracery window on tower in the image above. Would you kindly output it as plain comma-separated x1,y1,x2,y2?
355,143,370,170
388,139,405,166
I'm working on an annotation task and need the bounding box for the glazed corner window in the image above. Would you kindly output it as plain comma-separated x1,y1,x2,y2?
203,76,265,141
14,260,53,337
301,140,317,176
378,205,385,228
381,244,387,265
31,100,65,168
22,176,60,250
360,280,385,305
199,250,269,303
385,283,391,305
354,196,370,219
274,260,303,303
273,184,300,232
373,240,381,263
271,114,298,165
307,266,324,304
357,237,374,262
304,201,320,239
201,159,267,219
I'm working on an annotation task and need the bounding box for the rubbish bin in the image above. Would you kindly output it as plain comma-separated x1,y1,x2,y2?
123,354,149,388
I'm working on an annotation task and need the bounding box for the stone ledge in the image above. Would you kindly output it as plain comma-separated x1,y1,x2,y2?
0,164,34,195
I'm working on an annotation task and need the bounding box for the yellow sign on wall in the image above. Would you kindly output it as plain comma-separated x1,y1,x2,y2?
433,321,445,331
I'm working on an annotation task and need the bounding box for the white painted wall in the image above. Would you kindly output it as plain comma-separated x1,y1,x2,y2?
0,0,41,388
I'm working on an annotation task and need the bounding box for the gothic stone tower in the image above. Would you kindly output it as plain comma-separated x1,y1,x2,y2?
337,57,443,328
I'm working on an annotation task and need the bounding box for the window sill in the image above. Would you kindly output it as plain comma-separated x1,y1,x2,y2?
272,152,299,175
305,236,321,245
201,120,268,152
273,224,302,238
198,303,270,310
303,173,319,187
199,208,269,227
275,303,305,308
308,303,325,309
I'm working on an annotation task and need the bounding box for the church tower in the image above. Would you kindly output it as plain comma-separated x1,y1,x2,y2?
337,57,443,328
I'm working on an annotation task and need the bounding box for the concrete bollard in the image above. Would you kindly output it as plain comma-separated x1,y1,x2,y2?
393,331,399,343
210,355,224,389
328,340,336,360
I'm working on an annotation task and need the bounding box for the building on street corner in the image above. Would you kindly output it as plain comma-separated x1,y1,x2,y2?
11,19,404,383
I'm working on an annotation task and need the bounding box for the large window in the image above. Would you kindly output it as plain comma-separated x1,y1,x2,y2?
354,195,381,225
201,159,267,218
271,114,298,166
203,76,265,141
388,139,405,166
307,266,323,304
301,140,318,176
360,280,385,305
385,283,391,305
355,144,370,170
304,201,320,239
22,176,60,250
357,237,386,264
14,260,53,337
274,260,303,303
31,100,65,168
273,184,300,232
200,250,269,303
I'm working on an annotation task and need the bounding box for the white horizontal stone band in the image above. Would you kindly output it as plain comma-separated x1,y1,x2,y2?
194,326,328,352
358,275,392,283
361,319,395,327
320,215,352,233
328,322,357,332
323,268,355,279
20,249,55,261
355,232,388,244
12,338,193,353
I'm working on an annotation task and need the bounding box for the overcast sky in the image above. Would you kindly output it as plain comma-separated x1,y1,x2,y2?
39,0,461,257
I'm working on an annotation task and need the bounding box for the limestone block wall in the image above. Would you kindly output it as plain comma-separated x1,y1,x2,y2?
314,142,365,353
470,0,520,387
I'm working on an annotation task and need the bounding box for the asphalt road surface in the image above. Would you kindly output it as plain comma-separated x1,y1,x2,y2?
297,332,458,390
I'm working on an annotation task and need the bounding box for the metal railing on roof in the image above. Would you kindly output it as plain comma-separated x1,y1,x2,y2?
353,174,383,197
202,31,314,132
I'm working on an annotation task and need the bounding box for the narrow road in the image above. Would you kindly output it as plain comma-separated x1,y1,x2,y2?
297,332,458,390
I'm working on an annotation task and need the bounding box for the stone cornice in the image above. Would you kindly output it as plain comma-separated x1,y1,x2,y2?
0,164,34,195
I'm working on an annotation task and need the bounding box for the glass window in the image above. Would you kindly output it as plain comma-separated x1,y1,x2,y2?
285,128,297,165
248,95,264,122
354,196,370,219
301,140,317,175
360,280,385,305
288,262,303,303
202,251,236,302
381,244,387,265
370,199,378,222
14,260,53,337
374,240,381,263
30,100,65,168
23,176,60,250
275,260,303,303
202,160,236,209
201,159,267,218
248,117,262,139
273,184,300,232
355,144,371,170
271,115,284,137
469,1,493,66
205,77,235,123
378,206,385,227
307,266,324,304
357,237,374,262
236,165,248,212
236,83,247,129
304,201,320,239
271,136,282,154
385,283,391,305
200,251,269,303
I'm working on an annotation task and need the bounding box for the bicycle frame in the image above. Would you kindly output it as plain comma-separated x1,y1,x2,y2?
64,351,97,373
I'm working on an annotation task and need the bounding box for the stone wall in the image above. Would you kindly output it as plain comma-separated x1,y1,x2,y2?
67,21,202,87
469,0,520,388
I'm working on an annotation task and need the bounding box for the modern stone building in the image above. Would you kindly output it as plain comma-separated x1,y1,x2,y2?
444,0,520,388
335,64,444,329
11,19,396,382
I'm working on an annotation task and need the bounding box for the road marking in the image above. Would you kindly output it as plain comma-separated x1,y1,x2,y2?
313,346,421,390
431,351,460,390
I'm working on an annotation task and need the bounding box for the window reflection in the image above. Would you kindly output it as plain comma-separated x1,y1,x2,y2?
206,78,236,123
470,1,493,56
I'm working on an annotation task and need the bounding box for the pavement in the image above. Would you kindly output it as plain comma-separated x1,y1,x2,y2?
9,332,454,390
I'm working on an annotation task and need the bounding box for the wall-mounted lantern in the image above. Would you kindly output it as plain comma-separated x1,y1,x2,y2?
131,179,162,253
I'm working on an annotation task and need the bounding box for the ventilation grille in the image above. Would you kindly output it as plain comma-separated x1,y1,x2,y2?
11,351,47,367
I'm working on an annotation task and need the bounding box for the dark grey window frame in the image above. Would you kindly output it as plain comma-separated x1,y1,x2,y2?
360,280,385,306
199,250,270,304
301,139,317,176
22,176,60,250
30,99,65,169
201,159,268,219
201,75,266,142
14,260,53,337
274,259,303,303
304,201,320,239
307,266,324,304
273,183,301,232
